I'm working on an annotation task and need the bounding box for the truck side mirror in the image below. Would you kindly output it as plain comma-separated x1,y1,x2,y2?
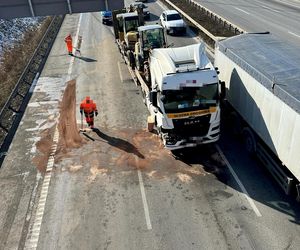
150,91,157,107
220,81,226,99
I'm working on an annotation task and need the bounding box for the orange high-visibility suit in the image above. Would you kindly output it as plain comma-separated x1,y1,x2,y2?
64,34,73,55
80,96,98,128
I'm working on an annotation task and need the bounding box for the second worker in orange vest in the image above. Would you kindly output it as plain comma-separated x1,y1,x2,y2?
64,34,73,56
80,96,98,129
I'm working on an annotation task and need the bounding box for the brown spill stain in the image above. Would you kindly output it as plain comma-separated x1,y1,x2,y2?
57,79,84,152
67,165,84,173
32,126,55,173
32,79,86,172
31,79,209,183
88,164,108,182
177,173,192,183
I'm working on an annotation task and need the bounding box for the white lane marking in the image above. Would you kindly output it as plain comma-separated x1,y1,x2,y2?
215,145,262,217
288,31,300,38
137,169,152,230
24,13,83,250
261,5,280,13
118,61,124,82
67,14,83,80
234,7,250,15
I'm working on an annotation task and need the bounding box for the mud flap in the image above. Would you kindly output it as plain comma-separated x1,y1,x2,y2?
296,184,300,202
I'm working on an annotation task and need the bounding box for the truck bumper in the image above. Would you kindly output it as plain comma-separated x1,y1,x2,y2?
163,133,220,150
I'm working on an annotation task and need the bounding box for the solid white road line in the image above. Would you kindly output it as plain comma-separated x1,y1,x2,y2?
24,13,83,250
137,169,153,230
215,145,262,217
288,31,300,39
234,7,250,15
118,61,124,82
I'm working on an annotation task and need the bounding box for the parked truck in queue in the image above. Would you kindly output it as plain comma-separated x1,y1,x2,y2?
113,10,223,150
147,43,222,150
215,32,300,199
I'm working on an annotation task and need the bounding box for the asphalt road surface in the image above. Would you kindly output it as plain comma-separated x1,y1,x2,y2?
0,1,300,249
194,0,300,46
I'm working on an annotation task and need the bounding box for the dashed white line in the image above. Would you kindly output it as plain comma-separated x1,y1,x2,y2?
234,7,250,15
135,156,152,230
137,168,152,230
215,145,262,217
24,13,83,250
288,31,300,39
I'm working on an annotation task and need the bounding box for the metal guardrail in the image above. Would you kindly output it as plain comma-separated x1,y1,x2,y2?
0,15,64,167
185,0,244,35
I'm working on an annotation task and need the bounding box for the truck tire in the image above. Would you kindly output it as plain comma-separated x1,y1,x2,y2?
137,55,144,71
144,64,151,83
127,51,135,69
142,90,146,105
228,111,242,136
242,127,257,155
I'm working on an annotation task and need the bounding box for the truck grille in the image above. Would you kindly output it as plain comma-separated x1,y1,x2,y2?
172,114,211,137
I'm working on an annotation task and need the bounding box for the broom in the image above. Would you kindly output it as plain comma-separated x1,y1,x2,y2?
79,113,86,132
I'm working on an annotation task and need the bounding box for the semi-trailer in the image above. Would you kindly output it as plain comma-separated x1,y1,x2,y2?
215,32,300,199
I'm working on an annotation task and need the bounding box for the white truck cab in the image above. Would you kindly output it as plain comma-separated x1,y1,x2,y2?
148,43,222,150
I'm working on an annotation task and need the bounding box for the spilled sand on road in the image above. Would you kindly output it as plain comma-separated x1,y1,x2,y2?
57,79,84,153
32,126,55,172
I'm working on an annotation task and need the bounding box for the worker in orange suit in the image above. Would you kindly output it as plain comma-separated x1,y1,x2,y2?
80,96,98,129
64,34,73,56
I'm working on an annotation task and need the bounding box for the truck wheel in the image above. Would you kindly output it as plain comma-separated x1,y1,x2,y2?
137,55,144,71
242,127,257,155
142,91,146,105
127,51,135,69
228,111,242,136
144,64,151,83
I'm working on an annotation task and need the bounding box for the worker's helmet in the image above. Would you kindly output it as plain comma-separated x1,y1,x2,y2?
86,96,91,103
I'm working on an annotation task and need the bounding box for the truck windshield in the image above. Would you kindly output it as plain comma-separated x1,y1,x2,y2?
143,28,165,49
163,84,218,113
125,18,139,32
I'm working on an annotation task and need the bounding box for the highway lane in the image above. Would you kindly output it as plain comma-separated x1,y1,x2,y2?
34,11,250,249
34,1,300,249
194,0,300,46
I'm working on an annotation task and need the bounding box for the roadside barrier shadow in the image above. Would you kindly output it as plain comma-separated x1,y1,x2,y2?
92,128,144,159
73,55,97,62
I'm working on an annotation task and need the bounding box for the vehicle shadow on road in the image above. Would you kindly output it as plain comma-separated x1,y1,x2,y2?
73,55,97,62
92,128,145,159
